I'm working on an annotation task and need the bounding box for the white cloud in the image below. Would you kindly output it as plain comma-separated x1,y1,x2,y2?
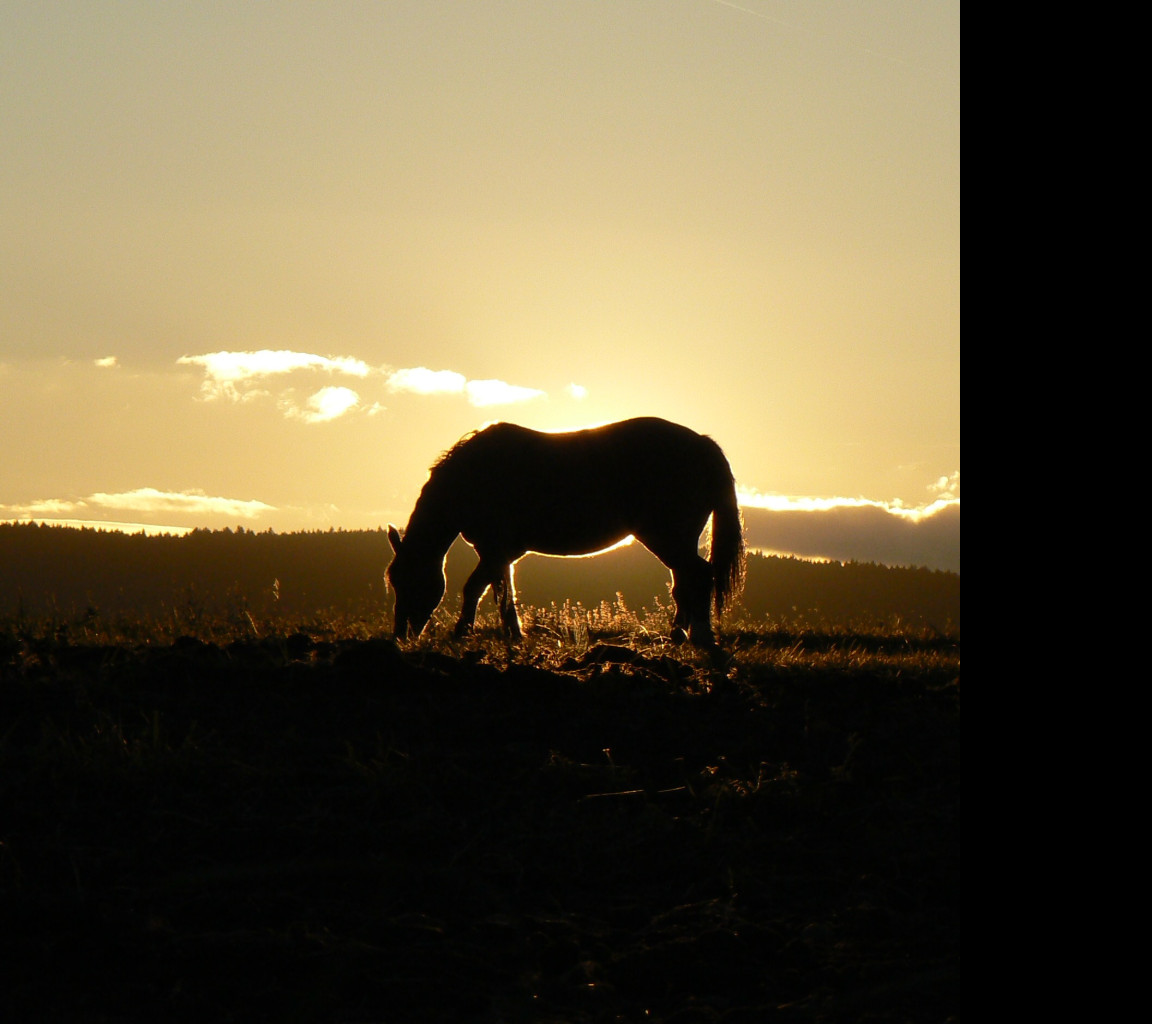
178,349,371,400
286,386,360,423
567,383,588,400
86,488,276,519
929,471,960,500
385,366,547,406
179,349,371,380
465,379,547,407
4,489,277,522
94,356,118,368
385,367,467,396
738,489,877,513
1,498,86,516
176,353,552,417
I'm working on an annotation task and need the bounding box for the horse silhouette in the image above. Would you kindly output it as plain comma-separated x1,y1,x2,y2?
386,416,745,646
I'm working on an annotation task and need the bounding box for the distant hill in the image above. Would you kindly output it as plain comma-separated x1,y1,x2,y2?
0,523,959,631
741,503,960,574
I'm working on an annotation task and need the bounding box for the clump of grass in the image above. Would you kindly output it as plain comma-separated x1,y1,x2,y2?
521,593,671,648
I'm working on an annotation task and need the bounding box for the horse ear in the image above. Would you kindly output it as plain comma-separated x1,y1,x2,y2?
387,525,403,554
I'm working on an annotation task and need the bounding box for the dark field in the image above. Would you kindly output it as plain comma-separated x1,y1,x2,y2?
1,618,959,1022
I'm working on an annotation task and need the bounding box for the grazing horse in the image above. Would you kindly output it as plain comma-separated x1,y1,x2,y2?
386,416,745,646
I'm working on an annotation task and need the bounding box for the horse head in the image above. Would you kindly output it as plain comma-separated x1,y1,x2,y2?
386,525,446,638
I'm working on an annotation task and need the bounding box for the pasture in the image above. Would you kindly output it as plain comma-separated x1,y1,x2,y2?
1,610,959,1022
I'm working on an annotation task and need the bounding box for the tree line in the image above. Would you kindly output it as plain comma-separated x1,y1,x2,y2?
0,522,959,630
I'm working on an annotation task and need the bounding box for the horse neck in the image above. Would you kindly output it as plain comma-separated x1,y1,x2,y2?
404,488,459,559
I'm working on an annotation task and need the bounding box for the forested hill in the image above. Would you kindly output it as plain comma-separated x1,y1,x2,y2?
0,523,960,630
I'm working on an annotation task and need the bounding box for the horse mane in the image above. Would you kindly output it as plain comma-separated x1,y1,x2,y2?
413,428,487,515
430,429,481,474
423,429,486,497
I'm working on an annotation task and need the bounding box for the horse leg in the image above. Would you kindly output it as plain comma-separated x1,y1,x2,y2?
639,534,716,646
455,557,521,639
490,563,523,640
668,554,716,647
456,560,499,637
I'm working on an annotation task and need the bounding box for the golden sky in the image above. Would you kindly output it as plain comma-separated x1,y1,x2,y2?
1,2,959,568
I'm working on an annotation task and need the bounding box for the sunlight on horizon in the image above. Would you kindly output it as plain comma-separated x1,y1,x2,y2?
4,519,194,537
737,488,960,519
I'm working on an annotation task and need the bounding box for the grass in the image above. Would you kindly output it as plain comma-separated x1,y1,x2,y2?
1,605,959,1023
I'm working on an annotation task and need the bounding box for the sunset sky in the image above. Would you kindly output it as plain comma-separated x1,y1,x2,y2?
1,2,960,571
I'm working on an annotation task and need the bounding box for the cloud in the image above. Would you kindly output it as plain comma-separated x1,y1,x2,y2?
739,490,877,513
86,488,277,519
94,356,118,368
177,353,554,417
1,498,85,516
386,366,547,406
739,497,960,573
385,367,467,396
567,383,588,400
178,349,371,401
179,349,371,380
929,471,960,500
3,488,277,523
465,379,546,407
281,386,360,423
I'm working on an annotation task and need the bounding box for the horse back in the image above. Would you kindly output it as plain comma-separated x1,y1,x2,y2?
439,418,732,555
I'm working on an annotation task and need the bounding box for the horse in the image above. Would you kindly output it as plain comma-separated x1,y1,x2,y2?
385,416,746,647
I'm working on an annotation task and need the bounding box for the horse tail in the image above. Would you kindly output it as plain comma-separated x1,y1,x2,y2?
709,454,746,617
